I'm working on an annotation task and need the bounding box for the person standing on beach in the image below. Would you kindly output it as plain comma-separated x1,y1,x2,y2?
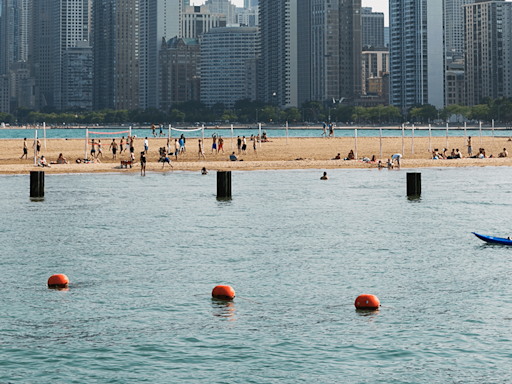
175,139,180,161
90,139,96,158
211,134,218,154
109,139,118,159
97,140,103,158
120,136,125,154
151,124,156,137
130,136,135,154
198,139,206,159
140,151,146,176
159,124,163,137
253,135,257,154
218,136,224,152
237,136,242,154
20,138,28,159
467,136,472,156
36,138,41,155
179,135,185,153
242,136,247,154
144,137,149,154
329,123,334,138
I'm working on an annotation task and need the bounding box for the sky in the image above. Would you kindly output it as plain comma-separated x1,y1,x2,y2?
191,0,389,26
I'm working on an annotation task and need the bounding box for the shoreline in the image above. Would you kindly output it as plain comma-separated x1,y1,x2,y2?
1,136,511,174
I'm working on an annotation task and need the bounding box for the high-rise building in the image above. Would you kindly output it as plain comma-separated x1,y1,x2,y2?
362,7,384,48
362,47,389,95
244,0,258,8
0,75,10,113
259,0,312,108
0,0,30,75
33,0,54,109
310,0,362,104
52,0,91,110
464,0,512,106
339,0,362,99
200,27,258,108
445,0,473,58
389,0,444,111
159,37,200,112
62,41,93,110
204,0,236,24
236,6,258,27
139,0,181,110
93,0,140,110
182,5,227,39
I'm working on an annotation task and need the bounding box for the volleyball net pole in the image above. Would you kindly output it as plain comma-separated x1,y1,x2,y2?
85,128,88,159
33,129,37,165
401,124,405,155
446,123,449,149
258,123,262,148
429,124,432,153
202,124,204,145
411,124,414,155
231,124,234,150
379,127,382,159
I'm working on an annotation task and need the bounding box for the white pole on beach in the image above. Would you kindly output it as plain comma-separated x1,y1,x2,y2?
85,128,88,160
411,124,415,155
231,124,234,150
258,123,262,148
428,124,432,153
354,128,358,160
202,125,204,146
401,124,405,155
34,129,37,165
286,121,289,145
168,124,171,154
43,122,46,148
379,127,382,159
479,121,482,144
446,123,449,149
129,126,132,140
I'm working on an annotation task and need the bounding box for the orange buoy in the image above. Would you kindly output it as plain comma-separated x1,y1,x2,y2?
47,274,69,289
212,285,235,300
354,294,380,310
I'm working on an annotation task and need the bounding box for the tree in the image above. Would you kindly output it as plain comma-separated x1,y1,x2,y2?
469,105,490,122
0,112,14,124
169,109,186,123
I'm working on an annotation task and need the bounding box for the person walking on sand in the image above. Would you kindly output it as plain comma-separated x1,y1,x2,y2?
322,122,327,137
179,135,185,153
36,138,41,155
467,136,472,156
97,140,103,158
20,138,28,159
198,139,206,159
237,136,242,154
144,137,149,154
151,124,156,137
90,139,96,158
140,151,146,176
109,139,118,159
120,136,125,154
253,135,257,154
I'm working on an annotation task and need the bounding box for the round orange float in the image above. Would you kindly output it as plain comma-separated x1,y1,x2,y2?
212,285,235,300
47,274,69,289
354,294,380,310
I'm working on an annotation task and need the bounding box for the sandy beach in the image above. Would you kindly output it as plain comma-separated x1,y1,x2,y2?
1,135,511,174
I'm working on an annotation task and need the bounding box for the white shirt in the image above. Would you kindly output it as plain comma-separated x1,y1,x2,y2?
144,139,148,147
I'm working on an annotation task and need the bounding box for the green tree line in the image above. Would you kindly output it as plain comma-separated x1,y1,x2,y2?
2,97,512,125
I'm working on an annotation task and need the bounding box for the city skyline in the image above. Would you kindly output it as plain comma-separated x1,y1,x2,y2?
191,0,390,25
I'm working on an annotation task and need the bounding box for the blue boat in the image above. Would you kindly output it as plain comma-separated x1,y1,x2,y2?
473,232,512,246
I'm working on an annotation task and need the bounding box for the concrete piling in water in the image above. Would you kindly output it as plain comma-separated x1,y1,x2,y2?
407,172,421,198
30,171,45,198
217,171,232,199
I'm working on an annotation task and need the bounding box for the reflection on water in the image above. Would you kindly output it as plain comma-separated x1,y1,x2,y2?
211,299,236,322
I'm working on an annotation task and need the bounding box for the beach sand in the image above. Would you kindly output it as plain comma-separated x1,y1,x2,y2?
1,136,511,174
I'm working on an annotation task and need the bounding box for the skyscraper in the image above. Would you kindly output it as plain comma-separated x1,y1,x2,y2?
0,0,30,75
259,0,310,108
339,0,362,99
389,0,444,111
33,0,54,108
200,27,258,108
464,0,512,106
93,0,140,110
52,0,91,110
445,0,473,58
139,0,181,110
361,7,384,48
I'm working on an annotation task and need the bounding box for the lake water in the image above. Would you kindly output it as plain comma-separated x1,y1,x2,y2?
1,167,512,383
1,127,511,140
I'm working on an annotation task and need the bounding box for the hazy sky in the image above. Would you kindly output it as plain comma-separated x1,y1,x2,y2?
191,0,389,26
